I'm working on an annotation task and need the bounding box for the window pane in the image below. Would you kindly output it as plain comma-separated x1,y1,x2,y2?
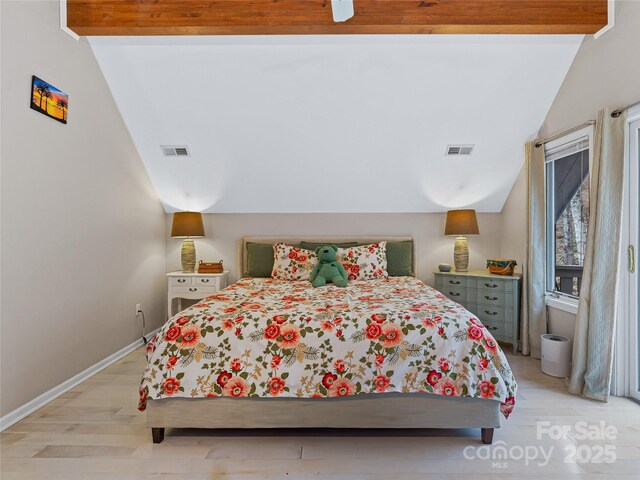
553,148,589,297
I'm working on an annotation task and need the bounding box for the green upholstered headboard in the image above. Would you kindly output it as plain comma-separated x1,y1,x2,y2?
240,236,415,278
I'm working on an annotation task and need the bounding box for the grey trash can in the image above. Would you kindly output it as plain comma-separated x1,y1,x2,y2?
541,334,572,377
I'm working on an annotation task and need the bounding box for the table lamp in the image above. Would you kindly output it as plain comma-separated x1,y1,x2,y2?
444,209,479,272
171,212,205,273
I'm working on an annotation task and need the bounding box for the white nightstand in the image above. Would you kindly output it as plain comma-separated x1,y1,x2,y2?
166,271,229,318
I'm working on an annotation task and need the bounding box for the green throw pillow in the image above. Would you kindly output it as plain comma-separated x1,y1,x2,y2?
386,241,414,277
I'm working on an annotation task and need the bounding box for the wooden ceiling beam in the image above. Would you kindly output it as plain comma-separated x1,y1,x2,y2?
67,0,608,36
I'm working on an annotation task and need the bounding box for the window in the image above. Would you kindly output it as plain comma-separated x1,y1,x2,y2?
544,127,593,299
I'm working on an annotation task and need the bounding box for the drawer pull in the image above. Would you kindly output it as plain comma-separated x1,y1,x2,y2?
449,280,461,285
484,296,498,301
486,326,498,331
484,310,498,316
189,287,198,292
448,292,461,297
177,279,186,283
484,283,498,288
201,279,210,283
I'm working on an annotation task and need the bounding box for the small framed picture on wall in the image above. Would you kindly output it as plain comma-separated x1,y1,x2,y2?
30,75,68,124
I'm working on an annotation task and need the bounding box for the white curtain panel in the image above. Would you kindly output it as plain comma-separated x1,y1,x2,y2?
523,141,547,358
569,109,627,401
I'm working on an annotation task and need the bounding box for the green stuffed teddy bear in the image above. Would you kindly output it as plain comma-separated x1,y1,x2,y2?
310,245,349,288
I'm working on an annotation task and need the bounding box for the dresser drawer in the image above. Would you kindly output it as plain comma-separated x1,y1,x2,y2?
441,275,466,286
476,306,513,325
459,304,513,338
461,301,477,313
438,275,473,288
170,276,193,286
481,318,514,338
441,285,468,302
171,286,218,295
476,278,514,293
476,289,514,307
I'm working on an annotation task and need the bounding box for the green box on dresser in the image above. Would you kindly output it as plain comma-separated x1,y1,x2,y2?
434,270,521,354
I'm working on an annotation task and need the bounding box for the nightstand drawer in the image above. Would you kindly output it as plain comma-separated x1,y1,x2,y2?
194,277,220,287
476,290,513,307
171,286,218,295
167,271,229,318
170,276,193,286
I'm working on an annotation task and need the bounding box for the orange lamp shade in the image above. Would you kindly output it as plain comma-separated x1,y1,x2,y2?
444,209,479,236
171,212,205,238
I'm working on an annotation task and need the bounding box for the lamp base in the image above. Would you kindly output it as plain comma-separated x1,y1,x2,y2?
453,236,469,272
181,239,196,273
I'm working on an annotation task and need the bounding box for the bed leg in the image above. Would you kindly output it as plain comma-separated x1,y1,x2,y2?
481,428,494,444
152,427,165,444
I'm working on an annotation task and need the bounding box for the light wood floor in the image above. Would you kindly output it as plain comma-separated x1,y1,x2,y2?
2,347,639,479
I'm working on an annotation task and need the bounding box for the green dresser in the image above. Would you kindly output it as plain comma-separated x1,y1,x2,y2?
434,270,521,354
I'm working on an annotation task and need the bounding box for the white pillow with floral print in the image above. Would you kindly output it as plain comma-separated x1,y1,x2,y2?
271,243,318,281
337,242,388,280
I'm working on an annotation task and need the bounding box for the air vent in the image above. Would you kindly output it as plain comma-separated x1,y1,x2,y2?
445,145,474,156
161,145,190,157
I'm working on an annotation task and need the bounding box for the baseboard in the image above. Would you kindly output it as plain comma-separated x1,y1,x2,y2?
143,326,162,344
0,330,159,432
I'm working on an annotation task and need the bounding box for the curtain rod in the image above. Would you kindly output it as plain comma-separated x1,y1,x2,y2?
534,120,596,148
612,99,640,118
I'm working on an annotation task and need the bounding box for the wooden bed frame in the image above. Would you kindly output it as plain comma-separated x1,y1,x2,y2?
147,236,501,444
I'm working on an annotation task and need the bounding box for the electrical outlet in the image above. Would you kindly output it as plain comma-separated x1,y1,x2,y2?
136,304,142,316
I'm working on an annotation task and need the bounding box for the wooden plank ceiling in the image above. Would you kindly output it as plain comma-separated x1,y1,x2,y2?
67,0,608,36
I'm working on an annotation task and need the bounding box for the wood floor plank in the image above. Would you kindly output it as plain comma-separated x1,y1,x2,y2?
33,445,136,459
0,433,26,445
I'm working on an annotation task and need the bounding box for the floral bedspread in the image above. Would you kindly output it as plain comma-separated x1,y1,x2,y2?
139,277,517,418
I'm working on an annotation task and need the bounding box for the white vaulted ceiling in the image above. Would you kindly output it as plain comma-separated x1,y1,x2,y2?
90,35,582,213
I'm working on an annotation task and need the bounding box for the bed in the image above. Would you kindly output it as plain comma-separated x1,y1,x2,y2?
140,237,517,444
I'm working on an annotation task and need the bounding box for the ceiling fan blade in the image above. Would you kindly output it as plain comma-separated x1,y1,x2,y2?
331,0,354,22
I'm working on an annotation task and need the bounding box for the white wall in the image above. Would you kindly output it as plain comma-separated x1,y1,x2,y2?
0,1,166,416
539,0,640,139
165,213,503,285
499,165,527,273
499,0,640,341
